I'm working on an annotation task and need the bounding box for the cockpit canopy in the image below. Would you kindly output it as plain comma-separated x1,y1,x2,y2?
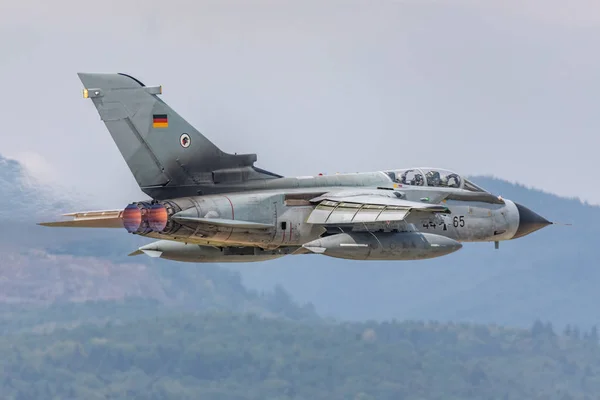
384,168,487,192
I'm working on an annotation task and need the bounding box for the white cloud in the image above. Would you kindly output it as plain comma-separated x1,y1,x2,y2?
11,151,58,184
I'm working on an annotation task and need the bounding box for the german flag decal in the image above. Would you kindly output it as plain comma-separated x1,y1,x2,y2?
152,114,168,128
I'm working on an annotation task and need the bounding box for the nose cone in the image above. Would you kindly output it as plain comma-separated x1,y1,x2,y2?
513,202,552,239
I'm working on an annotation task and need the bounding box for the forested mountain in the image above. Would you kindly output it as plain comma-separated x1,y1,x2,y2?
2,310,599,400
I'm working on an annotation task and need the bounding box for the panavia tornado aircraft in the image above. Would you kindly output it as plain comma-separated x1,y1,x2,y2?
39,73,553,263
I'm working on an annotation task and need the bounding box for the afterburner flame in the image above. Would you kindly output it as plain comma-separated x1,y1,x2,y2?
148,204,168,232
122,204,142,233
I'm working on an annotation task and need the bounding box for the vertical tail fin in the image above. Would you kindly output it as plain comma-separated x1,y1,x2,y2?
78,73,275,198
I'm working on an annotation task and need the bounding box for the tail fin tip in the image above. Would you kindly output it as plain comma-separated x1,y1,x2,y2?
77,72,146,90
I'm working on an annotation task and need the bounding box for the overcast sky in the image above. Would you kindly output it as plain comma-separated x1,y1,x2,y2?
1,0,599,207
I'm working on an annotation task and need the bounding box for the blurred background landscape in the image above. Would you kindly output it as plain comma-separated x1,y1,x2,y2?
1,153,599,399
2,0,600,398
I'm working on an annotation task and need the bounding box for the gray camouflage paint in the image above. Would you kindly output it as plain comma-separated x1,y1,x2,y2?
39,73,551,262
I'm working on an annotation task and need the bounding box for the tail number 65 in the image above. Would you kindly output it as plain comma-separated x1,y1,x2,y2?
453,216,465,227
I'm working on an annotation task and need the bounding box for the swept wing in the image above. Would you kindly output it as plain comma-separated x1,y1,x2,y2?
306,190,450,226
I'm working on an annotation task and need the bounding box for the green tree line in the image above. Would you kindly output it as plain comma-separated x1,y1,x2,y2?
1,312,599,400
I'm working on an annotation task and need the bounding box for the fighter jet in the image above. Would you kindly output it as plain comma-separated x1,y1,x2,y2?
39,73,553,263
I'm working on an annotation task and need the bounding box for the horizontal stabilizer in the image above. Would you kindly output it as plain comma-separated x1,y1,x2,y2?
38,209,123,228
172,215,274,229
